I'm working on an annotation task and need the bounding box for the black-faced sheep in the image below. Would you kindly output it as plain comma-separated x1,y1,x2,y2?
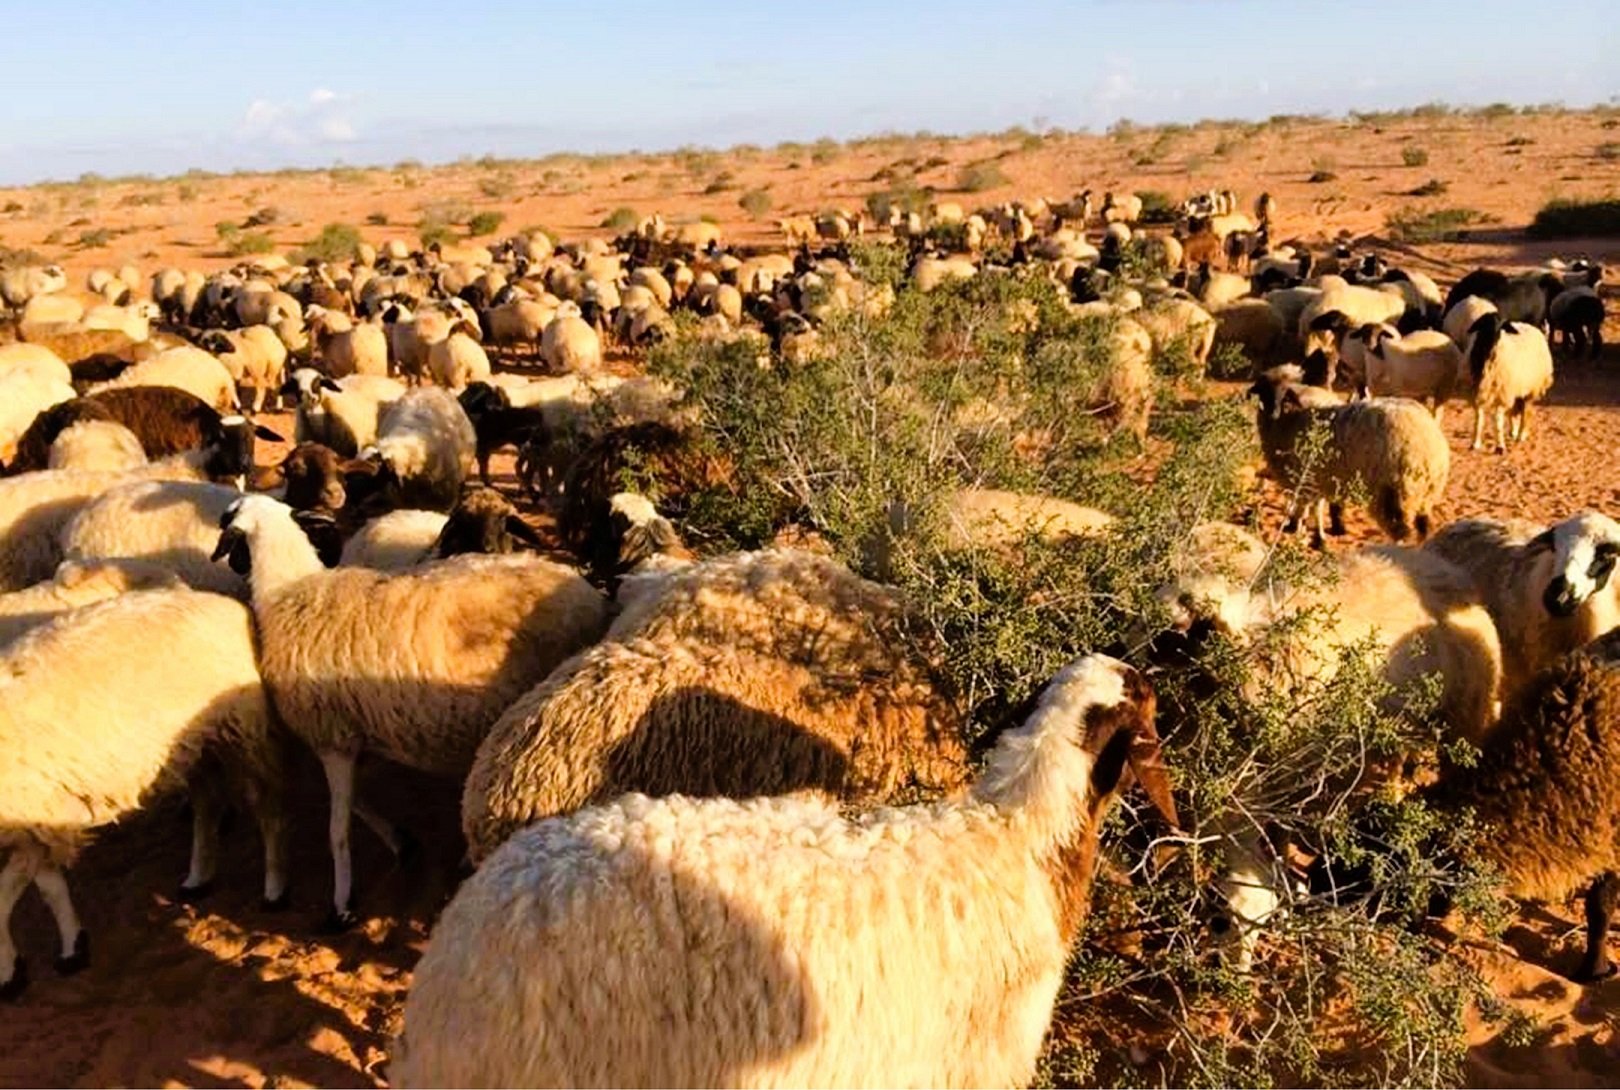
1463,312,1554,454
1425,512,1620,700
1249,369,1449,546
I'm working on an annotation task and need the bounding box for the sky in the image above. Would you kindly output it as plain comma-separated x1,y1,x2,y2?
0,0,1614,185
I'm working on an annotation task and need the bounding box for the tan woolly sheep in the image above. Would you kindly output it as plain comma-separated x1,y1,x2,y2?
461,548,973,863
0,588,289,997
213,493,610,924
396,655,1176,1088
1463,312,1554,453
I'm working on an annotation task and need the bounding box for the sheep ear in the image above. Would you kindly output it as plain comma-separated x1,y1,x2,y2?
318,377,343,393
505,515,545,549
341,457,381,479
1527,528,1557,552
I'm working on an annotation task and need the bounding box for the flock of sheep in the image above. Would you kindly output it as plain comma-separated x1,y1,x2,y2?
0,180,1615,1087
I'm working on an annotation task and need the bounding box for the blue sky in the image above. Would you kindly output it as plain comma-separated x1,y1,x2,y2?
1,0,1614,185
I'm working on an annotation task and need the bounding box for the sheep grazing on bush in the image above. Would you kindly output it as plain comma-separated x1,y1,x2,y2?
400,654,1176,1088
558,421,735,579
461,547,973,861
0,559,181,649
1422,629,1620,981
1548,286,1604,359
1463,312,1554,454
0,589,289,997
1426,512,1620,700
213,494,610,924
1249,368,1449,546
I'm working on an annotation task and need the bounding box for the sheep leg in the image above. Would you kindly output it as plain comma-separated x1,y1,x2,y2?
1327,502,1347,537
1310,500,1327,550
319,751,360,929
250,787,291,910
1592,327,1604,361
0,848,42,998
180,779,223,901
1493,408,1508,455
33,868,87,975
250,384,266,414
1514,401,1532,443
1576,871,1619,982
354,801,418,865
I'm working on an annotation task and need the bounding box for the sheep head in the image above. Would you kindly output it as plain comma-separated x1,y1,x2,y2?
1535,513,1620,617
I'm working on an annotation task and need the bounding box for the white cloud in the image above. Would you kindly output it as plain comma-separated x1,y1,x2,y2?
236,89,357,147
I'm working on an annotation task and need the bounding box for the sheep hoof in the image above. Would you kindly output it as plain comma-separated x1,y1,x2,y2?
176,880,214,904
0,959,28,1001
320,908,360,934
55,931,89,976
261,890,291,912
1574,958,1617,983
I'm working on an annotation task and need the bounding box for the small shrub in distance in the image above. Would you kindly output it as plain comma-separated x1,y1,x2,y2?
1137,191,1178,225
1407,178,1449,197
225,229,275,256
76,227,111,249
600,206,639,231
1401,146,1431,167
365,211,389,226
1308,170,1338,184
1387,206,1491,242
298,223,363,262
956,162,1008,193
1596,143,1620,161
1528,198,1620,238
418,221,456,249
738,188,773,218
467,210,505,237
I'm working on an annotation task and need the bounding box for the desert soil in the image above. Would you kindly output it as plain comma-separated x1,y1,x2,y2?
2,110,1619,1086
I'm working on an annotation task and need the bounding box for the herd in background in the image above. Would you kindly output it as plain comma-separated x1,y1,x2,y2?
0,178,1616,1086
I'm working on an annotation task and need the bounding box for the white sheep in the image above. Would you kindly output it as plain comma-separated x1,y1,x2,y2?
61,479,247,598
338,509,449,570
200,325,288,413
0,558,181,648
0,459,212,591
1426,512,1620,700
46,420,148,472
0,344,71,388
393,654,1177,1088
213,494,610,924
1358,327,1465,423
0,264,67,313
307,306,389,378
540,303,603,373
80,301,160,342
1463,312,1554,453
1135,296,1217,374
367,387,477,511
286,369,406,456
90,345,239,412
1441,294,1498,349
0,371,77,467
425,329,491,390
0,588,289,996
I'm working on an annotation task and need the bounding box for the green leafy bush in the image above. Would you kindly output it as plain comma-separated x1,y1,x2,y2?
1529,198,1620,238
641,258,1508,1087
956,162,1009,192
296,222,363,262
467,210,505,237
738,188,773,218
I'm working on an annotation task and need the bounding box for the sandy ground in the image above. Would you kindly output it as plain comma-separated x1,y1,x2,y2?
2,111,1620,1086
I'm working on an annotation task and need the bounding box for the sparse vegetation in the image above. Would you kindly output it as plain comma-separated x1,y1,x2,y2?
1528,197,1620,238
479,174,516,199
466,210,505,236
222,228,276,256
1596,142,1620,161
1401,146,1431,167
296,222,363,262
956,162,1009,192
1387,206,1492,242
365,211,389,226
1406,178,1450,197
600,206,639,231
1308,170,1339,184
76,227,111,248
737,188,773,218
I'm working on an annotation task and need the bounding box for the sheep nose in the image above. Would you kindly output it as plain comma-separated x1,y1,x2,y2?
1544,577,1581,617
